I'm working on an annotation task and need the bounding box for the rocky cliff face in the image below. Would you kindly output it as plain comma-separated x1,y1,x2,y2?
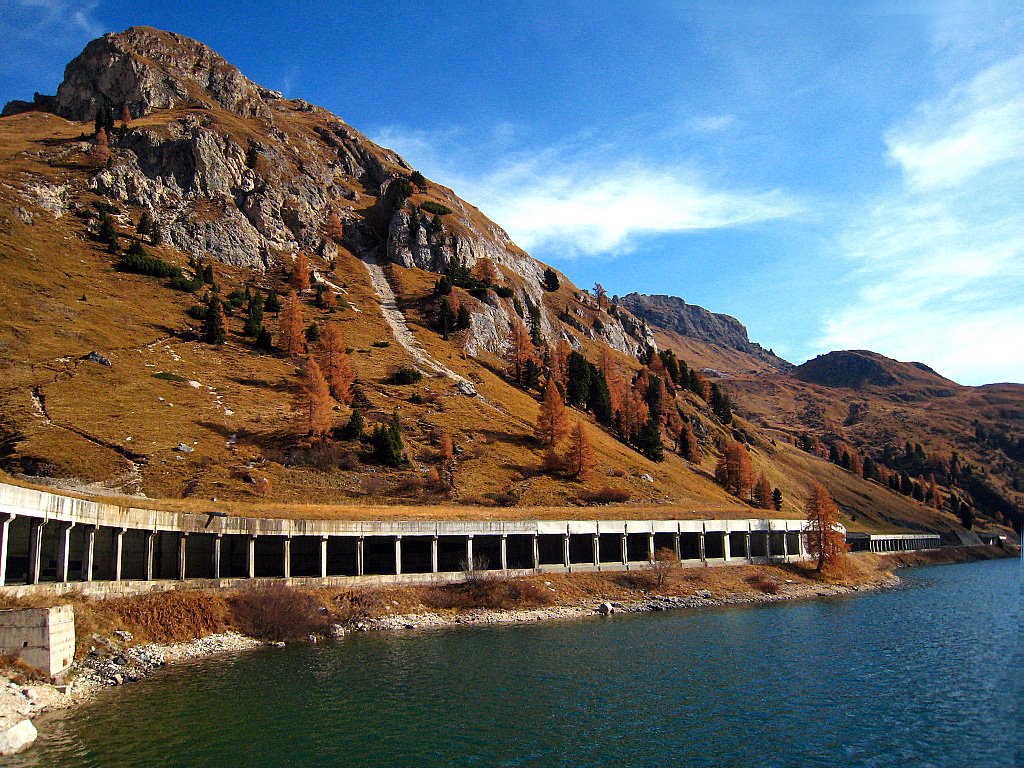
4,27,656,360
619,293,786,366
52,27,279,121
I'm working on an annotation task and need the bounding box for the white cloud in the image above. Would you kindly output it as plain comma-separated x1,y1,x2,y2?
373,126,796,257
16,0,103,39
886,55,1024,189
822,55,1024,385
686,114,735,133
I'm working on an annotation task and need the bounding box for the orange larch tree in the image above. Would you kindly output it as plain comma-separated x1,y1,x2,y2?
565,418,597,482
752,472,773,509
290,250,311,291
319,321,356,405
324,211,344,242
506,315,535,385
294,357,335,438
535,379,569,447
803,482,848,572
678,421,701,463
279,290,306,357
92,127,110,166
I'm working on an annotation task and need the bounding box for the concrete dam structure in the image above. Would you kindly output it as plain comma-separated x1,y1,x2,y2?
0,482,937,597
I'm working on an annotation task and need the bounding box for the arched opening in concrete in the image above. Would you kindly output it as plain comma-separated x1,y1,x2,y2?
2,516,31,584
568,534,593,565
326,537,358,576
785,532,801,557
120,529,149,580
537,534,564,565
290,537,321,578
363,536,396,575
185,533,216,579
769,531,786,557
92,527,117,581
750,531,768,558
437,536,466,572
474,535,502,571
598,533,623,563
505,535,534,569
218,535,247,578
626,533,649,562
152,532,180,579
679,533,702,560
254,536,286,578
704,532,725,559
728,532,748,559
400,536,433,574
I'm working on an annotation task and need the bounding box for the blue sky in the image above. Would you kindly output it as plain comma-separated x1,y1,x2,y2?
2,1,1022,385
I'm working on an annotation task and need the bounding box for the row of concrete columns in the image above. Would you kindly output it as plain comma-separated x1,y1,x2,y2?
0,513,809,587
868,536,939,553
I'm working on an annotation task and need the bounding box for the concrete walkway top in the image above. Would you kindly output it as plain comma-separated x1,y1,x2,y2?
0,483,807,537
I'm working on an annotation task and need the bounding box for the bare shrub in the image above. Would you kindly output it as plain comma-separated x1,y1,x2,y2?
229,583,330,641
649,547,680,588
580,485,632,504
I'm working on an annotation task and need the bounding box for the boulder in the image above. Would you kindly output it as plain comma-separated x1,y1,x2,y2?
0,720,37,756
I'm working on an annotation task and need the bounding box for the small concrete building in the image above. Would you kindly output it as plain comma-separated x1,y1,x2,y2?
0,605,75,677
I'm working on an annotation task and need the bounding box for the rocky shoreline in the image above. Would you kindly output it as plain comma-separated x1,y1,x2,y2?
363,573,902,632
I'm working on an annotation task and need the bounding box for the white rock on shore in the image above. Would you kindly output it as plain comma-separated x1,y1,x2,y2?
0,719,38,755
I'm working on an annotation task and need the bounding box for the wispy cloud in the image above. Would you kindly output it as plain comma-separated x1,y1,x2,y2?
374,125,796,257
15,0,103,39
821,54,1024,385
686,114,735,133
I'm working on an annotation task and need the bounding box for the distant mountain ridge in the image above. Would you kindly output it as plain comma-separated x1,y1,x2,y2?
618,293,788,368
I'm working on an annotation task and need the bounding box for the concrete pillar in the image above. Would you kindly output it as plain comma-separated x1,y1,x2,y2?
27,518,46,584
0,513,12,587
592,533,600,567
765,528,772,560
722,530,732,562
699,529,706,562
113,527,125,581
394,536,402,576
431,536,439,574
83,525,96,582
532,534,540,569
177,533,188,580
500,534,508,571
620,533,628,565
673,532,681,560
647,532,655,562
144,531,155,580
356,537,364,576
562,533,570,569
781,528,789,561
212,534,222,580
283,537,291,579
744,530,752,562
320,536,328,579
56,521,74,583
466,535,474,571
247,535,256,578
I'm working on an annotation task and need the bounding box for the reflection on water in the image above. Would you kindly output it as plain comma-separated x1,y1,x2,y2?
15,559,1020,768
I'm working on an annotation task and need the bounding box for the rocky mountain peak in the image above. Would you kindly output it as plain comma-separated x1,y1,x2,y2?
794,350,957,394
50,26,279,121
618,293,786,367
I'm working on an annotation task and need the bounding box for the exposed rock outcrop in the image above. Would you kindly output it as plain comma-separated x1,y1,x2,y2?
619,293,785,366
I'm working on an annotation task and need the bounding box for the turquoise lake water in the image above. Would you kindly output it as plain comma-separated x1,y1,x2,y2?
15,557,1021,767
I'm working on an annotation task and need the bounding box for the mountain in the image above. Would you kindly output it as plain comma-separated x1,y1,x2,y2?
618,293,788,372
0,28,1019,540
